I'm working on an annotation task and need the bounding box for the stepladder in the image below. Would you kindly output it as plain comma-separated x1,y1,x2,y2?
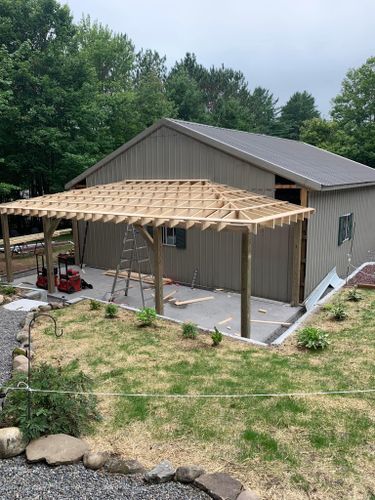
108,224,153,306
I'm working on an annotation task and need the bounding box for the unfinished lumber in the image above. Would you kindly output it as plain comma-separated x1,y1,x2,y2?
104,269,171,285
174,296,214,306
153,226,164,315
0,180,314,233
217,316,233,325
0,228,72,248
1,214,13,282
251,319,292,326
163,290,176,301
241,230,251,338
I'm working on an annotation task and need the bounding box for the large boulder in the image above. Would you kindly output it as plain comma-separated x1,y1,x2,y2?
26,434,89,465
175,465,205,483
194,472,243,500
83,451,109,470
144,460,176,483
0,427,28,458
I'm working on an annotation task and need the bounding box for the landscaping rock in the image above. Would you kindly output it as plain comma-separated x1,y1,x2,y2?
12,347,27,357
26,434,89,465
83,451,108,470
144,460,176,483
49,302,64,310
237,489,260,500
12,355,28,373
175,465,205,483
120,458,146,475
194,472,243,500
16,331,29,344
0,294,4,305
105,456,145,474
0,427,28,458
38,304,51,312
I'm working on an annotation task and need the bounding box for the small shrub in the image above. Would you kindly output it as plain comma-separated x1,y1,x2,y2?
89,299,101,310
105,303,119,318
330,301,348,321
297,327,330,350
0,284,17,296
182,322,198,339
1,362,100,440
136,307,157,327
211,327,223,347
347,287,362,302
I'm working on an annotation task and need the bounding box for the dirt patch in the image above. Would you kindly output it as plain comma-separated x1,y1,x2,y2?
348,264,375,286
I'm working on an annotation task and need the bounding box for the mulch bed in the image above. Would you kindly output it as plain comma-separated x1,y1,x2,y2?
347,264,375,286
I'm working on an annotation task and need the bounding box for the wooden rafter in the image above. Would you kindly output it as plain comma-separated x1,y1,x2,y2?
0,180,314,233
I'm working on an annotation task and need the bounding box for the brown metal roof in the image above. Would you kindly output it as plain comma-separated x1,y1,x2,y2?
0,179,314,234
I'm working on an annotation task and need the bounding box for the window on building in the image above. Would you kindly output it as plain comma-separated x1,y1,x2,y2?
162,227,176,246
146,226,186,249
338,213,353,246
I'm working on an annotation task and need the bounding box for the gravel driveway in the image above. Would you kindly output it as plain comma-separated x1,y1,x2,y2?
0,456,211,500
0,308,27,387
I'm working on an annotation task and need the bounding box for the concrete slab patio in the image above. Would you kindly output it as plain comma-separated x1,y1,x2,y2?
14,266,302,344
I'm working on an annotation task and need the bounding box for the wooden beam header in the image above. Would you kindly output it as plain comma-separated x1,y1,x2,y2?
0,179,314,233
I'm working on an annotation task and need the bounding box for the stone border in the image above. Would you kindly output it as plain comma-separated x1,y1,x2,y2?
0,432,259,499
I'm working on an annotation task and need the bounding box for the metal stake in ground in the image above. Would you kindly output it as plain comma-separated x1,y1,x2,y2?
27,313,63,421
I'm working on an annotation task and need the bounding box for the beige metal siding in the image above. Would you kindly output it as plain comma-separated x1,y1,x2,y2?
305,187,375,296
81,125,293,301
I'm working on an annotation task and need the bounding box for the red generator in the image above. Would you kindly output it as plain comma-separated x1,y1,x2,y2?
36,254,58,290
57,254,81,294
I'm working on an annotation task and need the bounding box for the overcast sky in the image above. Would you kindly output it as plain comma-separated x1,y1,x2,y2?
64,0,374,116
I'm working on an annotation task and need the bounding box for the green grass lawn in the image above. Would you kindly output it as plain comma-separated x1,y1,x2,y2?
33,290,375,499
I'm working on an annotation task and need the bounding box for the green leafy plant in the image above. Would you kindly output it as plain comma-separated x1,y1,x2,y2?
1,363,100,440
105,303,119,318
347,287,363,302
297,327,330,350
182,322,198,339
0,284,17,296
90,299,101,310
211,327,223,347
330,301,348,321
136,307,157,327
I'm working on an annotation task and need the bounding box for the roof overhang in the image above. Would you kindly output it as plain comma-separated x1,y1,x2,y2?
1,180,314,234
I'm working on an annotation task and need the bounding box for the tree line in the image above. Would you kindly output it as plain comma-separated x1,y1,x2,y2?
0,0,374,198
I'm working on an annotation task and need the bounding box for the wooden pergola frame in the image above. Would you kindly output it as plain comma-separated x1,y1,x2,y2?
0,179,314,338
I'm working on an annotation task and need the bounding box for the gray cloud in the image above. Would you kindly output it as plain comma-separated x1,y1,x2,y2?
65,0,375,115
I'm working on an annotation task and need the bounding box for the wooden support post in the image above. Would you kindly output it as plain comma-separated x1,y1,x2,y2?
241,230,252,338
291,220,303,306
153,226,164,315
72,220,80,265
42,218,60,294
136,225,154,247
1,214,13,282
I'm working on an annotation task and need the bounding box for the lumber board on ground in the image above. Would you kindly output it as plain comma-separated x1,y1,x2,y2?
251,319,292,326
175,296,214,306
104,269,171,285
163,290,176,301
217,316,233,325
